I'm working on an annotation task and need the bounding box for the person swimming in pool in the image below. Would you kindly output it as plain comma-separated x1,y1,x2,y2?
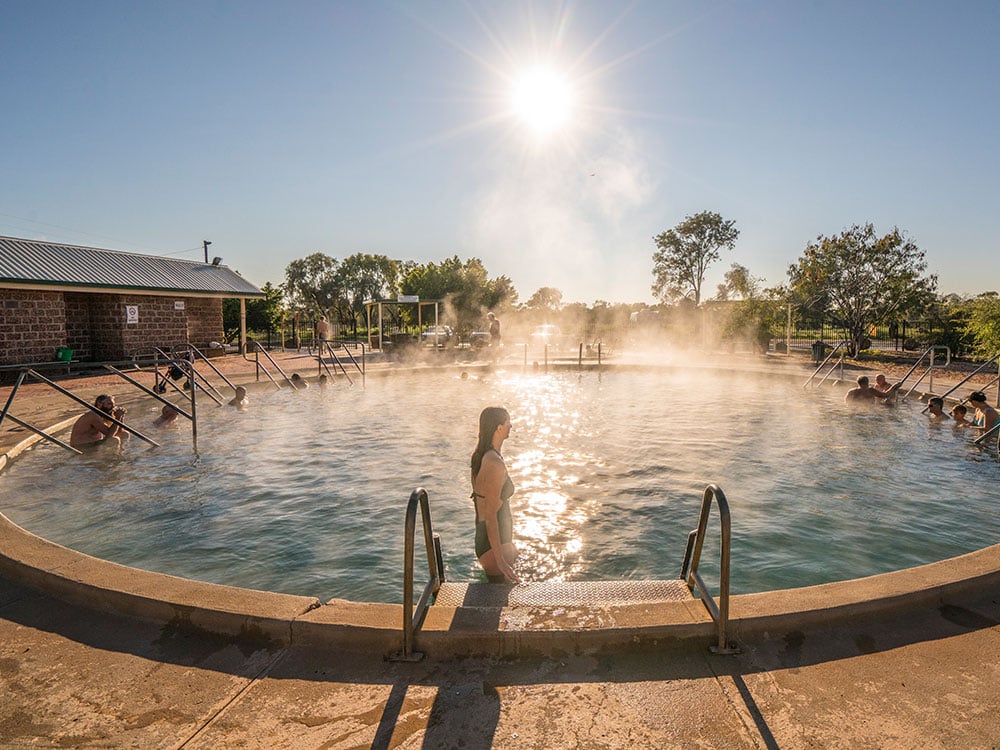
470,406,520,584
153,403,180,427
926,396,948,422
228,386,249,409
951,403,972,429
845,375,899,405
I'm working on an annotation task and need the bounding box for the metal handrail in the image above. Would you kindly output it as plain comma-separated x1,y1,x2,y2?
317,341,353,386
152,349,224,406
392,487,444,662
0,370,81,454
175,343,239,393
680,484,739,654
18,369,160,448
338,342,366,386
244,339,298,390
802,341,848,388
898,345,951,400
974,421,1000,446
919,355,1000,416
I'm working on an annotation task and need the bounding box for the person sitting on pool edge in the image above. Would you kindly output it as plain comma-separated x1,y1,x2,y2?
968,391,999,432
470,406,520,584
69,394,128,450
844,375,899,405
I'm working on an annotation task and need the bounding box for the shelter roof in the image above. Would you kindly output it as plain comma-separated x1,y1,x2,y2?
0,236,264,297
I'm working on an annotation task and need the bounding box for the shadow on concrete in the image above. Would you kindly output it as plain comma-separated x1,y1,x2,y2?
2,574,1000,685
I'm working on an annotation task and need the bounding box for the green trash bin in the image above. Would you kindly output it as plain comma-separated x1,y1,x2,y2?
56,347,74,362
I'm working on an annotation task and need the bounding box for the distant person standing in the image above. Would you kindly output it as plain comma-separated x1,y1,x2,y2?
487,312,501,347
316,315,330,349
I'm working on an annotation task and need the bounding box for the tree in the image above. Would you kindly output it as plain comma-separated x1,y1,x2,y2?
223,282,284,340
962,293,1000,359
400,256,515,333
283,253,341,314
652,211,739,306
336,253,399,337
526,287,563,311
715,263,759,302
787,223,937,355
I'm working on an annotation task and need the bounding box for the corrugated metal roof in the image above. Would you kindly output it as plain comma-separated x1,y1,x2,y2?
0,236,264,297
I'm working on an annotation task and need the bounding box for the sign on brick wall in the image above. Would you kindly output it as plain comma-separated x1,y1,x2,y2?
126,305,139,324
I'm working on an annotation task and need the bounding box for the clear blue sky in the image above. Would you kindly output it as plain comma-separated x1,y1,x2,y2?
2,1,998,304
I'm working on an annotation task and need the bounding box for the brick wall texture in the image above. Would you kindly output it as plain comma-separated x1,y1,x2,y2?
1,289,226,365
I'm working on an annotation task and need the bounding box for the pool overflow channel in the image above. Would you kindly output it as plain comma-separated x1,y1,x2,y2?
395,485,739,661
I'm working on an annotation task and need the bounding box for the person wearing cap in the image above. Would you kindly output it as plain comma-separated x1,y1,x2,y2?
968,391,998,432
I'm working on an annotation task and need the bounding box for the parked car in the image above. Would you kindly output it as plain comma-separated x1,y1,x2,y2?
421,325,453,347
530,324,562,349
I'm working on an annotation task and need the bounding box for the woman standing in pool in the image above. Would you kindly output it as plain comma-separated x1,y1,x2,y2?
968,391,998,433
471,406,520,584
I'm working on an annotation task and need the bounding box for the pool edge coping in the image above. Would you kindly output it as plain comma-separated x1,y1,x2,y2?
4,414,1000,658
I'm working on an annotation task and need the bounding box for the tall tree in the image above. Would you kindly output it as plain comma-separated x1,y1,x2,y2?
962,293,1000,359
787,223,937,355
526,286,563,311
652,211,739,306
336,253,399,336
223,282,285,338
400,256,515,332
283,253,341,314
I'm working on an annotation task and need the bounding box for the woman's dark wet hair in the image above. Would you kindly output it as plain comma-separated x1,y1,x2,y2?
471,406,509,478
969,391,987,403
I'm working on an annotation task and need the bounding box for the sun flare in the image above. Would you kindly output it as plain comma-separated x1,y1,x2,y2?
510,65,575,135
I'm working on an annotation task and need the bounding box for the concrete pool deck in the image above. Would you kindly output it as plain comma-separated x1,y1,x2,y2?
2,350,1000,746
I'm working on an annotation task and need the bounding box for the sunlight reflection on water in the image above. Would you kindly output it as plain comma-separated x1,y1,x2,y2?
2,367,999,603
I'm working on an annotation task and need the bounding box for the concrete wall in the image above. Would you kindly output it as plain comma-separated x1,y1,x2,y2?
0,290,66,365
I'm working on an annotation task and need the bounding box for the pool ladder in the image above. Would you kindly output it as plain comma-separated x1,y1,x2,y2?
394,484,737,660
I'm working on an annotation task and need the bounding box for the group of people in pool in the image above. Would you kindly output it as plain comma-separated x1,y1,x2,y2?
69,384,254,451
68,370,337,451
845,373,999,434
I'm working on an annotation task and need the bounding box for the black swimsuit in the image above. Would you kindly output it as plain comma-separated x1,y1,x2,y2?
472,451,515,558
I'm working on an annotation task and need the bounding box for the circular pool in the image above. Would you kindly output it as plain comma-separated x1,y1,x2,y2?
2,366,999,603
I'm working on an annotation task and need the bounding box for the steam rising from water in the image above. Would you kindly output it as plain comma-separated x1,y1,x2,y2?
466,126,654,303
3,366,999,603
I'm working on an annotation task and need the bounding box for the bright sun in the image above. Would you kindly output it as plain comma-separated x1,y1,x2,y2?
510,65,575,135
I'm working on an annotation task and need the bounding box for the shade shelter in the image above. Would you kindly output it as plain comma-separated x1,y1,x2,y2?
364,296,442,351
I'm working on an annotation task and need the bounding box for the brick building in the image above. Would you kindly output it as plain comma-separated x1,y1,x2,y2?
0,237,263,366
